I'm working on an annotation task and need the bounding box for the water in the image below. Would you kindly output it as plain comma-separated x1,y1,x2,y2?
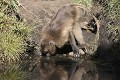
0,56,120,80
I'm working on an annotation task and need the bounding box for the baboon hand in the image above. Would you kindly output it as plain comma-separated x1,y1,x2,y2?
73,48,85,57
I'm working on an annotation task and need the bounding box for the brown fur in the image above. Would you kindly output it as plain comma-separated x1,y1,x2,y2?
40,4,94,55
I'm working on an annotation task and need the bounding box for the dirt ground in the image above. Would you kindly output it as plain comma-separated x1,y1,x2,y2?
19,0,72,44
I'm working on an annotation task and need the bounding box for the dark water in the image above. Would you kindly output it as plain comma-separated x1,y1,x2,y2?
0,56,120,80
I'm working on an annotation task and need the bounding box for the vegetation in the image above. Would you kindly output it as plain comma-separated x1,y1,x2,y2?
101,0,120,41
0,0,32,62
95,0,120,21
0,0,19,13
0,64,27,80
72,0,92,8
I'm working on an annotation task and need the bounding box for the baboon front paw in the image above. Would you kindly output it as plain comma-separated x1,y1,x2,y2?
73,49,85,57
68,52,80,57
73,53,80,57
79,49,85,55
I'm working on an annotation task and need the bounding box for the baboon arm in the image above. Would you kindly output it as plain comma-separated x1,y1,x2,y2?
73,22,85,46
69,63,79,80
69,30,79,54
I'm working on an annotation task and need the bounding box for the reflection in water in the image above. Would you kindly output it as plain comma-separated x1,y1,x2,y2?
0,56,120,80
28,57,98,80
0,64,27,80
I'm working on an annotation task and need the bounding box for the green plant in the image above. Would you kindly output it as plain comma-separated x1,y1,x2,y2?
0,0,19,13
0,12,32,62
0,0,32,62
102,0,120,42
72,0,92,7
0,64,27,80
0,32,25,61
102,0,120,21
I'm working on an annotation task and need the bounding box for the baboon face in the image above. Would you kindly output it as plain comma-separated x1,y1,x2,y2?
40,38,56,56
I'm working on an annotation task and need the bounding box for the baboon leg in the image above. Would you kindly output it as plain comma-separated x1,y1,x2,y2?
69,30,81,57
73,22,86,48
69,30,79,52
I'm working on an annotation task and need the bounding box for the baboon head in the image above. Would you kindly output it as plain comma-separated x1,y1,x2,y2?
40,36,56,56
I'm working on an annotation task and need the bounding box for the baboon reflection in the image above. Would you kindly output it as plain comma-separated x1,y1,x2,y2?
29,58,98,80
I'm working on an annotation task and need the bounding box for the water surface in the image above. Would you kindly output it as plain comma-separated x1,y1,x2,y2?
0,56,120,80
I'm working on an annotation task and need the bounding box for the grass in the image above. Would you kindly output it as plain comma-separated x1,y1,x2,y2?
101,0,120,42
0,31,26,61
0,0,19,13
72,0,92,8
0,64,27,80
0,1,32,62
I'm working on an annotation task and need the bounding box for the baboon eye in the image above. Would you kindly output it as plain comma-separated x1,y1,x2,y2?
49,42,52,45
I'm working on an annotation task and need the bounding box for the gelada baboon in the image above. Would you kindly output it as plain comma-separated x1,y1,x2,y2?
40,4,96,56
